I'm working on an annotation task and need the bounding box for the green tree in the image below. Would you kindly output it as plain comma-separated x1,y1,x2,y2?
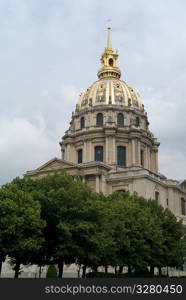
46,265,58,278
34,172,111,278
146,199,184,274
106,191,184,276
0,184,45,278
2,173,184,278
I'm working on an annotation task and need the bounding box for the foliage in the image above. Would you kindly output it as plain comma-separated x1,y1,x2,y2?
46,265,58,278
0,183,45,277
0,172,185,277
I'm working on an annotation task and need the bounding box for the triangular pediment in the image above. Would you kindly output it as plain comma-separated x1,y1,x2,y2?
37,157,76,172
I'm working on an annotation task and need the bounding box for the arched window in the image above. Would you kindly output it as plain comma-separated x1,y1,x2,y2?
95,146,103,162
77,149,83,163
117,113,124,125
80,117,85,129
108,58,113,66
117,146,126,166
96,113,103,126
135,116,140,127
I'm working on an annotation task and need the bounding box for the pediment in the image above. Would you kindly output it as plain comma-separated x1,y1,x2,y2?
37,157,76,172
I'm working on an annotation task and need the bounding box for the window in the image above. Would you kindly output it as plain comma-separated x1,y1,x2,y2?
115,96,124,103
77,149,83,163
181,198,186,215
116,190,126,193
96,113,103,126
95,146,103,162
80,117,85,129
109,58,113,66
81,99,88,107
117,113,124,125
96,95,105,102
155,191,159,202
135,116,140,127
117,146,126,166
140,150,144,166
166,198,169,206
128,98,132,106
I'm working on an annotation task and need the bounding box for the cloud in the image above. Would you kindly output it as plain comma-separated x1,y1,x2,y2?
0,81,81,185
0,116,58,185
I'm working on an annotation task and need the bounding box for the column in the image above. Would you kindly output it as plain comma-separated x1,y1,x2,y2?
101,174,106,194
149,149,152,171
89,140,92,162
66,144,70,161
106,137,109,163
112,136,116,163
145,146,149,169
137,140,141,165
83,141,87,163
96,175,100,193
155,150,159,173
132,139,135,165
151,151,156,173
71,144,75,163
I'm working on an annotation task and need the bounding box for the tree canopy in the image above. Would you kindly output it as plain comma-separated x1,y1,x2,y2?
0,172,185,277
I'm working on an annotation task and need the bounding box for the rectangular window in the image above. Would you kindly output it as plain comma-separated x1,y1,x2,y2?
181,198,186,215
155,191,159,203
117,146,126,166
77,149,83,164
95,146,103,162
96,113,103,126
140,150,144,166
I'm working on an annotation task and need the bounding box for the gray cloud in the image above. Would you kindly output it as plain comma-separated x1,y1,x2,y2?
0,0,186,184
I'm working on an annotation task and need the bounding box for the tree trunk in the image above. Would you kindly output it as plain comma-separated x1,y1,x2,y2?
58,260,64,278
128,265,132,273
119,266,123,274
0,259,2,278
82,265,87,278
93,265,98,273
158,267,162,276
150,266,154,275
105,266,108,273
39,265,42,278
77,265,81,278
14,261,20,278
114,266,118,274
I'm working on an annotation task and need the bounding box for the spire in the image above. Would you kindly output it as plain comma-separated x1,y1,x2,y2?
107,27,112,49
97,27,121,79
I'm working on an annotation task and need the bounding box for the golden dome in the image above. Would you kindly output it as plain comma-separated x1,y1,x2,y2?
76,28,144,112
77,79,143,111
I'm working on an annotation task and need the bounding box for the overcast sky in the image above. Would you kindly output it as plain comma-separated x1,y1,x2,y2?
0,0,186,185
